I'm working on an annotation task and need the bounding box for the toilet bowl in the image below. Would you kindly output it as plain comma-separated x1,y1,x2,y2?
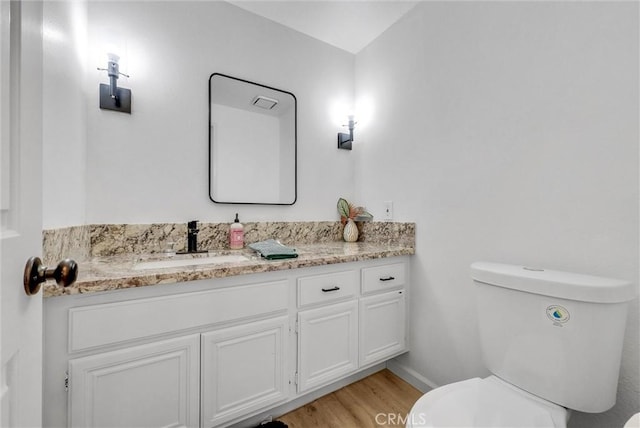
407,376,568,428
624,413,639,428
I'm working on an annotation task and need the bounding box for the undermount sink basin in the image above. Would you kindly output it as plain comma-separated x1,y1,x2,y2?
133,254,249,270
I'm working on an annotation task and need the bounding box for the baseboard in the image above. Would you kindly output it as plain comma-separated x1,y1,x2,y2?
385,359,439,393
230,363,386,428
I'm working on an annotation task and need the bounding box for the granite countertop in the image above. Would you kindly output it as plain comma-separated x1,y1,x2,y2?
43,241,414,297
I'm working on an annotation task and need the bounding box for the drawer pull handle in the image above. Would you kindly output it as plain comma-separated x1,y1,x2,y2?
379,276,396,282
321,286,340,292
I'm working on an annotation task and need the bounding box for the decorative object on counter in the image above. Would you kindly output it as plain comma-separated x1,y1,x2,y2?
229,213,244,249
248,239,298,260
343,219,358,242
337,198,373,242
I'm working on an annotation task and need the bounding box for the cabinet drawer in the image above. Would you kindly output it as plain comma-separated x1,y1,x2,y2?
361,262,406,294
69,280,288,352
297,270,358,307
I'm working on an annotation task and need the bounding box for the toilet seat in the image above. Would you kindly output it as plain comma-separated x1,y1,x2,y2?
406,376,568,428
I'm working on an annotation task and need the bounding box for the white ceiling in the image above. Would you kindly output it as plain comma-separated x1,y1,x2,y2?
226,1,418,54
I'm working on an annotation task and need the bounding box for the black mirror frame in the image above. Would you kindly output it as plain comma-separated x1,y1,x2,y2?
208,73,297,205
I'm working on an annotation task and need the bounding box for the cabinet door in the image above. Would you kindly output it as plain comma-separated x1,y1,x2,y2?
360,290,406,366
201,316,289,427
297,300,358,393
69,335,200,428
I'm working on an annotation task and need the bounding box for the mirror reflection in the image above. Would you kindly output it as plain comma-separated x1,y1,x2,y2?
209,73,297,205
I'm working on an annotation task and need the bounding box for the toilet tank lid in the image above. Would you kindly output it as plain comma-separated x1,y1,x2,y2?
470,262,637,303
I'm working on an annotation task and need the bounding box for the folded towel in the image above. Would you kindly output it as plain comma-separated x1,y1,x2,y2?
248,239,298,260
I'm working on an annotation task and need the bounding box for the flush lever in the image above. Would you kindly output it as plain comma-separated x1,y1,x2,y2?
23,257,78,296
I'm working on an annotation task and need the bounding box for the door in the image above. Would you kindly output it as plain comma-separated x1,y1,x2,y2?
359,290,406,366
0,1,44,426
297,300,358,393
68,335,200,428
201,316,289,427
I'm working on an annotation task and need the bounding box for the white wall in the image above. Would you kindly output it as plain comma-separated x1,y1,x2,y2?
42,0,88,228
83,1,355,224
355,2,639,427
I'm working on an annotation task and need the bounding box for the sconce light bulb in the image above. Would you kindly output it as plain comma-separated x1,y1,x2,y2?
106,52,120,63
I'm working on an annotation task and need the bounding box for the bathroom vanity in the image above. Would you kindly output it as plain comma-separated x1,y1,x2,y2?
42,237,412,428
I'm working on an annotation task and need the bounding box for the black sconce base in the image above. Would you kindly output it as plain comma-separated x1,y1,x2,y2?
337,132,352,150
99,84,131,114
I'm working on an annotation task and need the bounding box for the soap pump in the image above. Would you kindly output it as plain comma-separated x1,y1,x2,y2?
229,213,244,249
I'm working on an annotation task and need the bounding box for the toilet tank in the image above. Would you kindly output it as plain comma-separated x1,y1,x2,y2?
471,262,637,413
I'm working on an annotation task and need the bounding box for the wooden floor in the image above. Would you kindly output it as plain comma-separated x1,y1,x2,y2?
277,369,423,428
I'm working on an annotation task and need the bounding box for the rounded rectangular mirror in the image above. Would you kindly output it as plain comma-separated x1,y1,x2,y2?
209,73,297,205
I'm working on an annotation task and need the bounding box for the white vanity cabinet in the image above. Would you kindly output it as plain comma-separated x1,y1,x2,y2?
359,262,407,367
296,270,359,392
201,315,289,427
359,290,406,367
295,263,408,393
46,278,290,428
297,300,359,392
69,335,201,428
43,256,410,428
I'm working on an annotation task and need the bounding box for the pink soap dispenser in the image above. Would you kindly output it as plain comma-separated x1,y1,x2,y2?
229,213,244,249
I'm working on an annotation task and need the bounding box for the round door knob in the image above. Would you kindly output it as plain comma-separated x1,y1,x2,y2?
23,257,78,296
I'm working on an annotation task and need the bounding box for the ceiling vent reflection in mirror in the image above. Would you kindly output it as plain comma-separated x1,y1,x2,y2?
252,95,279,110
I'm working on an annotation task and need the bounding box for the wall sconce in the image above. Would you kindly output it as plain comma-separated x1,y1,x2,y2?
337,115,355,150
97,53,131,113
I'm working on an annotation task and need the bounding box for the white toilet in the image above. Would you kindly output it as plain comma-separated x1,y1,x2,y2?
407,262,638,427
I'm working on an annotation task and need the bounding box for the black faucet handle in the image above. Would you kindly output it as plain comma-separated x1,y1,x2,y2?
187,220,199,230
